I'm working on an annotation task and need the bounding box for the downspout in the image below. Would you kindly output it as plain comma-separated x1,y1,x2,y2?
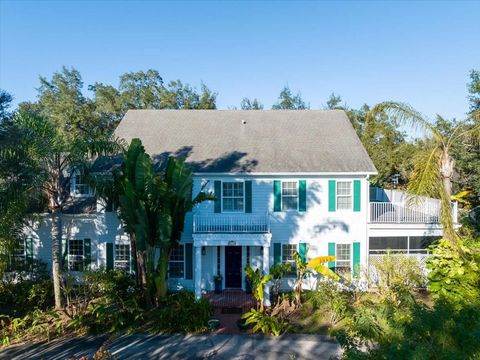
365,174,370,287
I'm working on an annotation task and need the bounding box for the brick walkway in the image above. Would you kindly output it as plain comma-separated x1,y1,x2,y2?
203,290,256,334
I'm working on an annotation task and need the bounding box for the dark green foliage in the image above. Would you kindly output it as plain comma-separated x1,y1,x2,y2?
0,276,53,318
148,291,212,334
67,269,143,334
240,97,263,110
468,69,480,114
427,240,480,307
241,308,286,336
272,86,309,110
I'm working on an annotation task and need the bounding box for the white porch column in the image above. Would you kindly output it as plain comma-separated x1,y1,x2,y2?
262,245,271,307
194,244,202,300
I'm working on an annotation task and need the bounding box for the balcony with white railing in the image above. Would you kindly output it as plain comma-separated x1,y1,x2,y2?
369,201,452,224
193,213,271,234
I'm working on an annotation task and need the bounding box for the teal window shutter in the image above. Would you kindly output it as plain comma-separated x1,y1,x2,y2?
26,237,34,266
353,180,361,212
273,243,282,264
273,180,282,212
83,238,91,271
328,180,336,212
245,181,252,213
106,243,114,270
185,243,193,280
353,242,360,278
328,242,336,269
214,180,222,213
299,243,307,262
299,180,307,212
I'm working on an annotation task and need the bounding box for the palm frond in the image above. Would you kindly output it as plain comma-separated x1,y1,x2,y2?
369,102,444,144
406,146,443,205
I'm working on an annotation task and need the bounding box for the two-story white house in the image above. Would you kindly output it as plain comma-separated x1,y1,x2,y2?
19,110,451,302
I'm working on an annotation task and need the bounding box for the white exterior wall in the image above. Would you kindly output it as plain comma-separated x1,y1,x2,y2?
24,212,128,271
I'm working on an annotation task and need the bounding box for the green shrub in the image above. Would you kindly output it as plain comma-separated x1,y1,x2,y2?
149,291,212,334
427,239,480,307
0,277,53,318
67,269,143,334
241,308,287,336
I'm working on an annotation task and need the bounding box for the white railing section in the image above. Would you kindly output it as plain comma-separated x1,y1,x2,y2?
369,201,442,224
193,213,271,233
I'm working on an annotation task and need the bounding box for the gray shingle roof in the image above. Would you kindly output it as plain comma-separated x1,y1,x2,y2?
114,110,377,174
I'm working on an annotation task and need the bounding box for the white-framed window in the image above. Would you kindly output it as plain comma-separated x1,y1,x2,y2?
71,171,93,197
282,181,298,210
13,238,27,265
336,244,351,271
168,245,185,278
115,244,131,272
68,239,84,271
336,181,352,210
282,244,297,276
222,182,244,212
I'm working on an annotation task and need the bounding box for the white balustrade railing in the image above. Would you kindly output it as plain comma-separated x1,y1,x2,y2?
193,213,271,233
369,201,442,224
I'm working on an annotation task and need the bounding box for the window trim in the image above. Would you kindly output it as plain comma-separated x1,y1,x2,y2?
114,243,131,272
281,181,299,211
336,180,353,211
221,181,245,213
335,243,352,271
168,244,185,279
68,238,85,272
281,243,298,277
71,171,94,198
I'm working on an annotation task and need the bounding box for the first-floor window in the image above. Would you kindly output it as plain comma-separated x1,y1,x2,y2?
282,244,297,276
336,244,351,271
169,245,185,278
68,239,84,271
115,244,131,272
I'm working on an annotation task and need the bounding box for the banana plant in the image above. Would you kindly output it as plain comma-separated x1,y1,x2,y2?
294,249,337,306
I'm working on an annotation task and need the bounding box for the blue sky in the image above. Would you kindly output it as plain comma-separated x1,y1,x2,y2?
1,1,479,119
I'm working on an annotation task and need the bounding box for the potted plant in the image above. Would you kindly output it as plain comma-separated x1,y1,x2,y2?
214,274,222,294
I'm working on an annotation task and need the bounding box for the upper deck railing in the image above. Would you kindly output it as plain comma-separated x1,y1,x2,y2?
369,201,440,223
369,201,457,224
193,213,271,234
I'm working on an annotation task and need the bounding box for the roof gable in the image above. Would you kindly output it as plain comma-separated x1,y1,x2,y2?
114,110,377,174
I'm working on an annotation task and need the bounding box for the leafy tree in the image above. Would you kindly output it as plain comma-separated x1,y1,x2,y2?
240,98,263,110
468,69,480,114
324,92,343,110
369,102,480,246
112,139,213,304
5,112,121,309
91,70,217,128
272,86,309,110
0,90,13,121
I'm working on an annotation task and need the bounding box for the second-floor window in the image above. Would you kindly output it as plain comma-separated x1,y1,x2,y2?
222,182,244,212
168,245,184,278
336,181,352,210
68,239,84,271
71,172,93,197
282,181,298,210
115,244,131,272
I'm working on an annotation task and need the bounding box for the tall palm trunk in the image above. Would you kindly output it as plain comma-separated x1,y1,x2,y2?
155,248,170,301
137,249,152,307
440,151,456,245
51,208,64,309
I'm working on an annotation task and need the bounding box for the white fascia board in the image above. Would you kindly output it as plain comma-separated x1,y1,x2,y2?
192,172,377,177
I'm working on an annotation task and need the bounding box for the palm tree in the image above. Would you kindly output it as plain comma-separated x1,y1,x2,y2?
368,103,480,247
1,112,123,309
